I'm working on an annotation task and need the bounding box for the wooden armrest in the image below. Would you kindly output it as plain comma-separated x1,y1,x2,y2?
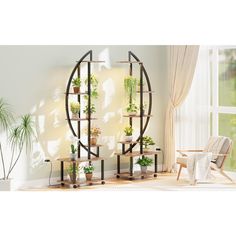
212,153,226,157
177,150,203,153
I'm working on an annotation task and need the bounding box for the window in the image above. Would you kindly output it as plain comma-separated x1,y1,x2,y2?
210,46,236,171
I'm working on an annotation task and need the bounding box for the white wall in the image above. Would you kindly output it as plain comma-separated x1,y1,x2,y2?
0,45,167,184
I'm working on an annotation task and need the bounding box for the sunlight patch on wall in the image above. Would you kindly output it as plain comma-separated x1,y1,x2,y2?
98,48,111,70
102,78,115,108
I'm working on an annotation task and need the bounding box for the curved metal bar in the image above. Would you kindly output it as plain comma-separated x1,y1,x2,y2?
65,50,97,157
123,51,152,154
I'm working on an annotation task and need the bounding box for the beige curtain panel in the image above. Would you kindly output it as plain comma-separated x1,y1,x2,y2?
164,45,199,172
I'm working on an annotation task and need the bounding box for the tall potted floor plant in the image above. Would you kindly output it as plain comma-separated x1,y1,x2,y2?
0,98,35,191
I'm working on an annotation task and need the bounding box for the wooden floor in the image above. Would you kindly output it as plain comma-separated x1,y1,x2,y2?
21,171,236,191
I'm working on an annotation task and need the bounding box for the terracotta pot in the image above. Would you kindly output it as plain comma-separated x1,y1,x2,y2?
73,86,80,93
85,173,93,181
143,148,150,153
90,137,97,146
72,113,79,119
86,114,92,119
69,173,78,182
128,112,137,116
141,166,147,174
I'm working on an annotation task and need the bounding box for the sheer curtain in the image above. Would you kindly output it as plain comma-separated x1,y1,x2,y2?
164,46,199,172
176,46,211,153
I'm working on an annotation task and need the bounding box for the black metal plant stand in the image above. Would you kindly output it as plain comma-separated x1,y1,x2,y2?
57,50,105,188
115,51,160,180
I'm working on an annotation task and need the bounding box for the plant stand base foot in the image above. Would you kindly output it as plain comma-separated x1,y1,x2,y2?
154,174,157,177
116,175,120,178
73,185,77,189
101,181,105,185
89,182,93,186
61,183,65,186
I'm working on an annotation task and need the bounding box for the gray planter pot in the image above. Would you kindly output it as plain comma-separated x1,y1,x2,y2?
70,153,77,160
0,179,12,191
141,166,147,174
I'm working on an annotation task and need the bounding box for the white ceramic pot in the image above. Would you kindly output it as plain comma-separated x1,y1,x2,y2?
0,179,12,191
70,153,77,160
124,135,133,142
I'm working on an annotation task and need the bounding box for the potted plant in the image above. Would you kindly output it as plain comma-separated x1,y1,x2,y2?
90,126,101,145
83,164,95,181
67,164,80,182
136,156,153,174
124,76,137,101
142,136,155,152
72,77,81,93
123,125,133,142
126,103,138,116
70,144,77,160
84,126,101,145
83,103,96,119
70,101,80,119
0,98,35,191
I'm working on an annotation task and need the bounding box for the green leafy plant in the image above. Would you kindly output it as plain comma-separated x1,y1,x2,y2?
83,164,95,174
84,126,101,137
70,144,77,154
124,76,137,101
83,103,96,115
85,75,99,99
70,102,80,114
136,156,153,166
0,98,35,180
67,164,80,174
142,136,155,149
137,79,146,87
72,77,81,87
126,103,138,114
124,126,133,136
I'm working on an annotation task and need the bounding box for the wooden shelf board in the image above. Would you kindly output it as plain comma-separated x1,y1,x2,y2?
79,60,105,63
66,118,98,121
84,144,103,147
115,150,160,157
123,115,152,118
57,157,105,163
137,90,155,93
116,170,157,178
58,178,105,186
65,92,88,95
118,141,139,144
116,61,142,64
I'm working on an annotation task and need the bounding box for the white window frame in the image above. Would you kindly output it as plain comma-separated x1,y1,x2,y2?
210,46,236,136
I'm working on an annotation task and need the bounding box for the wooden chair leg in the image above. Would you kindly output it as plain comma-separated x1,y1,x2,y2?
177,165,182,181
220,170,234,183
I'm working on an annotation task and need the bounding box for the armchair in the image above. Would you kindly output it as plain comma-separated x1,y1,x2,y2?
176,136,233,182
